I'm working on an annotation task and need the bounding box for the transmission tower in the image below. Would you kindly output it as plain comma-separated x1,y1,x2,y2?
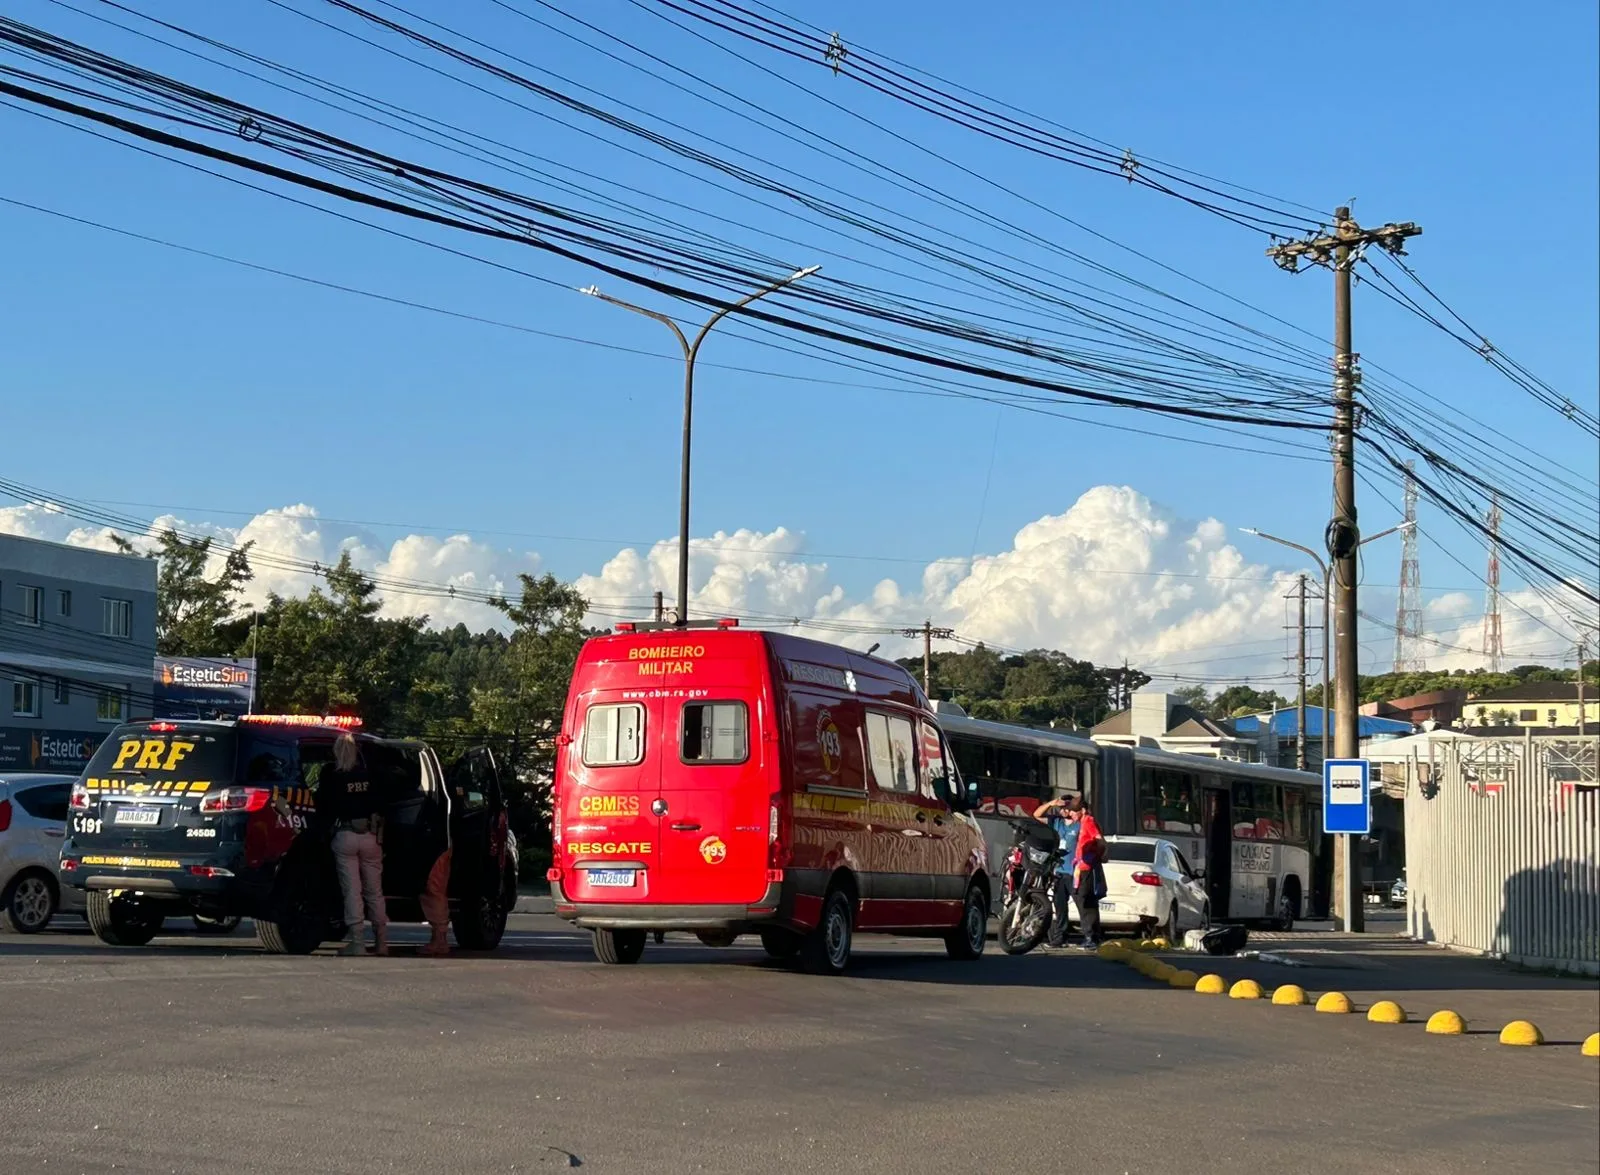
1394,462,1426,671
1483,495,1503,673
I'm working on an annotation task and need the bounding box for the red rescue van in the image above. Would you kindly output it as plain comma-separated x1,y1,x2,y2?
548,624,990,973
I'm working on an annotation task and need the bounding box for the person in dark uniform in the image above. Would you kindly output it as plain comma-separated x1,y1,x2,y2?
321,733,388,957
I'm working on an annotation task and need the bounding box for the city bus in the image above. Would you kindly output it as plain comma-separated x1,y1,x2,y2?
933,702,1327,929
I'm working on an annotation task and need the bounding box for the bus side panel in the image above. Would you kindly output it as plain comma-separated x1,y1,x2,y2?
781,683,870,930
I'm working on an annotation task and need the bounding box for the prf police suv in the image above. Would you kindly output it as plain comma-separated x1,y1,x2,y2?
59,715,516,953
548,623,990,974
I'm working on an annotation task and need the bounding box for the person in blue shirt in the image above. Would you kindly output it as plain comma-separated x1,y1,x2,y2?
1034,794,1082,950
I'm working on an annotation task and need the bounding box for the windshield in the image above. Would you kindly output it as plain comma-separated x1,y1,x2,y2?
1105,841,1157,863
83,726,237,785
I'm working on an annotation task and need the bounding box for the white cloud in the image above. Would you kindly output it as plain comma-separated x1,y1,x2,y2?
5,486,1579,684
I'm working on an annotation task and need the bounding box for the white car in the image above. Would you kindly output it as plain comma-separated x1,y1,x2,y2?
1097,836,1209,941
0,773,85,934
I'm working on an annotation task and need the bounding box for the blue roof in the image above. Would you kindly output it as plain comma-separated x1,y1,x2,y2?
1231,707,1413,738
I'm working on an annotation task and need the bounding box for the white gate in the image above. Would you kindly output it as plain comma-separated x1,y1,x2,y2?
1404,741,1600,976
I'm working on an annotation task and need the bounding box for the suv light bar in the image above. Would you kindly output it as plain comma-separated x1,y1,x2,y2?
238,714,363,728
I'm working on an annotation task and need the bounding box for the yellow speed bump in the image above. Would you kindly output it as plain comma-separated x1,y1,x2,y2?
1582,1033,1598,1057
1367,1000,1407,1024
1316,991,1353,1014
1195,973,1228,995
1149,937,1172,950
1271,984,1309,1006
1168,969,1199,989
1097,942,1127,961
1499,1020,1544,1047
1426,1010,1466,1035
1147,963,1178,982
1137,939,1159,951
1229,979,1264,1000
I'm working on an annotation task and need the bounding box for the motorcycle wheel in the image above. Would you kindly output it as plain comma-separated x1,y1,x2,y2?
998,892,1052,955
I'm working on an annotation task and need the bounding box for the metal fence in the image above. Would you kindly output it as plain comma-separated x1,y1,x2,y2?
1404,740,1600,976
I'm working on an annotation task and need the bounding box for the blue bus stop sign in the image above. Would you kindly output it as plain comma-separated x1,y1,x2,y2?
1323,758,1371,835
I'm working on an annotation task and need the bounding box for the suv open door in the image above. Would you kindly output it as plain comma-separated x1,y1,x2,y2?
446,746,513,949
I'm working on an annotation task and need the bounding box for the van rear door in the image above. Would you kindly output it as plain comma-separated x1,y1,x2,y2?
652,690,771,908
562,694,660,900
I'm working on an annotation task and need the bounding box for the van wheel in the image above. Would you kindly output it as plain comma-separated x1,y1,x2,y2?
86,891,163,947
945,885,988,960
2,870,58,934
759,928,802,959
695,930,738,948
593,928,646,965
801,889,854,975
257,868,330,955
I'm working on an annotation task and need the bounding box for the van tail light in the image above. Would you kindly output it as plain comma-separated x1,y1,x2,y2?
70,783,89,810
1131,871,1163,887
198,787,271,815
767,794,791,869
0,799,11,833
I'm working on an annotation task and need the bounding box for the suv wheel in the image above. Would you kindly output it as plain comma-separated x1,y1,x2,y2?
86,891,164,947
2,870,58,934
257,867,330,955
452,871,512,952
592,928,646,965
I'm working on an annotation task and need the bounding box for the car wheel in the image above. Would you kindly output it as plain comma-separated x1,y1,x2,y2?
2,870,58,934
944,884,988,961
86,891,164,947
1161,900,1180,944
759,927,802,959
1199,902,1212,931
191,914,242,935
256,867,331,955
592,928,646,965
800,888,854,975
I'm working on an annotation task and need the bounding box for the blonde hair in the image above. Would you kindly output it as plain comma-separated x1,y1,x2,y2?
333,732,360,772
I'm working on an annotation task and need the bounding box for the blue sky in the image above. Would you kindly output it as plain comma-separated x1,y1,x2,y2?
1,0,1595,680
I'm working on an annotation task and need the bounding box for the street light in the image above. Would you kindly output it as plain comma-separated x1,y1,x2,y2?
1242,519,1414,931
582,266,821,626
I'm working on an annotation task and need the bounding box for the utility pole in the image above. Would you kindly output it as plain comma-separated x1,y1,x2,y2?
1294,574,1309,771
1268,207,1421,933
652,591,664,624
1578,636,1588,740
899,620,954,694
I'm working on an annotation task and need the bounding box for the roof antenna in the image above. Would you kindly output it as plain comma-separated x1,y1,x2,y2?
866,642,880,657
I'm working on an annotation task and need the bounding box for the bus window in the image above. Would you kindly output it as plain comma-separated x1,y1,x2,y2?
1257,785,1286,840
1231,781,1257,839
1142,768,1199,834
1285,788,1308,843
1049,755,1078,796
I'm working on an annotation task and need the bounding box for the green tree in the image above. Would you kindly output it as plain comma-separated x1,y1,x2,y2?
153,530,255,656
1172,685,1210,711
245,552,426,731
1208,685,1289,719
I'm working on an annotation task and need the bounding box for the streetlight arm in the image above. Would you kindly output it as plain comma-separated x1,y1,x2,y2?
688,265,820,360
1242,528,1328,580
582,288,690,358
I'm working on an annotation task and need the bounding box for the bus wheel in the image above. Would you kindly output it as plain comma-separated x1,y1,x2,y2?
593,928,646,965
1275,891,1296,932
759,928,802,959
944,885,988,961
800,889,854,975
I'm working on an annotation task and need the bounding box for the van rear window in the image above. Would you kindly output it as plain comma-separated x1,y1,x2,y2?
583,704,645,766
681,702,747,764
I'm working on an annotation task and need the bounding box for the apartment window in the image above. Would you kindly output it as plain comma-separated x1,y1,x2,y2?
102,598,133,639
12,677,41,718
19,585,42,626
1518,709,1537,723
58,589,72,617
52,678,69,705
97,688,127,723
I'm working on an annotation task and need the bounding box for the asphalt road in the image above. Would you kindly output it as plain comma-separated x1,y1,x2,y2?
1,914,1595,1175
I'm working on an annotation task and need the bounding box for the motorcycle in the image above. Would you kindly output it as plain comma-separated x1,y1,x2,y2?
997,819,1066,955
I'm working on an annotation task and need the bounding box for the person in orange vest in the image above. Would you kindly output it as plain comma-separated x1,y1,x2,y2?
1065,796,1107,950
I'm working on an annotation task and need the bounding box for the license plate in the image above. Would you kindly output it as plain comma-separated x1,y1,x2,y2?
1099,901,1117,911
113,807,161,827
587,869,636,888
